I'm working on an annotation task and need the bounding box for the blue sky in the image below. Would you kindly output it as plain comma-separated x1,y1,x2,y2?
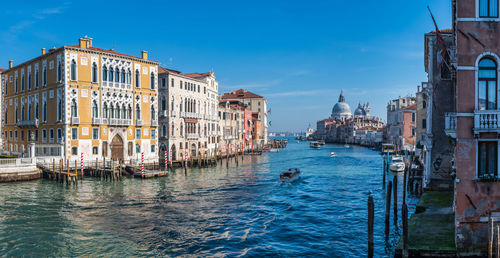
0,0,452,132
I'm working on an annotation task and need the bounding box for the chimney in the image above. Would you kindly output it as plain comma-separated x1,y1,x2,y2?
41,48,46,55
141,50,148,60
78,36,93,48
9,60,13,69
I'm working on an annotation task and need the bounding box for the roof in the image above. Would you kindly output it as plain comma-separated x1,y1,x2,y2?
182,72,212,79
158,66,181,74
402,103,417,110
0,68,6,73
429,28,452,34
67,45,158,64
221,89,264,99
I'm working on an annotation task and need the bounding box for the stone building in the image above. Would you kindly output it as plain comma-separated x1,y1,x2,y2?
2,37,159,162
0,68,5,151
157,68,219,161
386,96,417,150
449,0,500,253
218,100,245,153
221,89,268,146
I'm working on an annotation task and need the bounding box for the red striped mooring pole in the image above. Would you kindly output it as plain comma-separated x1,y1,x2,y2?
141,152,144,176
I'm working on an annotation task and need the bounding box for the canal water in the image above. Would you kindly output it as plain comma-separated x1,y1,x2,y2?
0,139,418,257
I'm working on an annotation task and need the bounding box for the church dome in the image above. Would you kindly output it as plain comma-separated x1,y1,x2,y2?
354,103,366,117
331,91,352,120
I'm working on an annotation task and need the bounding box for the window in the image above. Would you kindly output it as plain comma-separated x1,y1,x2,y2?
161,97,166,111
72,147,78,155
136,129,141,139
115,67,119,82
57,128,62,142
92,146,98,155
136,104,141,120
171,78,174,88
103,103,108,118
92,101,98,118
151,105,155,121
42,129,47,142
28,71,31,90
136,144,141,153
35,102,39,119
161,78,166,87
411,113,415,122
422,119,427,129
135,69,140,88
21,72,25,91
42,66,47,86
49,129,54,142
71,60,77,81
21,131,24,141
128,142,133,156
151,129,156,140
151,145,155,153
92,62,98,83
93,128,99,140
478,58,497,110
162,125,166,137
478,141,498,177
121,69,126,83
422,100,427,109
127,69,131,84
150,72,155,89
480,0,498,17
109,67,114,82
72,128,78,139
57,60,62,82
43,100,47,122
71,99,78,118
103,65,108,81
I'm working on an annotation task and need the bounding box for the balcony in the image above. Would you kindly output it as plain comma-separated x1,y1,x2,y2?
444,112,456,138
474,110,500,134
181,112,203,119
151,120,158,126
17,119,39,128
187,133,199,139
101,118,108,124
108,118,132,126
224,135,236,140
136,119,143,126
92,117,101,125
71,117,80,125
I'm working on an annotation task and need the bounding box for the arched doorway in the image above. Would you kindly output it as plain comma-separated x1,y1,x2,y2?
191,143,197,158
170,144,177,161
111,134,124,162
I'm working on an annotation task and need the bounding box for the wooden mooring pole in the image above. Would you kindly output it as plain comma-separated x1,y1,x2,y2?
393,175,398,225
402,203,409,258
368,194,374,258
489,215,493,258
385,180,392,237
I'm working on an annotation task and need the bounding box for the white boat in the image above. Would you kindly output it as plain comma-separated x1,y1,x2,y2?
330,152,337,157
390,156,405,172
269,148,279,152
280,168,301,183
344,144,350,148
310,141,321,149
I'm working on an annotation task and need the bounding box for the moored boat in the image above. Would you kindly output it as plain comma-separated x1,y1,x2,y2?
389,156,405,172
310,141,321,149
318,140,325,145
280,168,301,183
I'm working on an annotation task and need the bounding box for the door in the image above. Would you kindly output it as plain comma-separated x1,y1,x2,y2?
111,134,124,162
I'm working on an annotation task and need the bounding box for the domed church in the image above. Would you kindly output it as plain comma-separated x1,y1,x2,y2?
331,91,370,120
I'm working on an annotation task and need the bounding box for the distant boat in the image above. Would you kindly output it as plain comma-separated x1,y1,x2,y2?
344,144,350,148
310,141,321,149
318,140,326,145
390,156,405,172
330,152,337,157
280,168,301,183
269,148,279,152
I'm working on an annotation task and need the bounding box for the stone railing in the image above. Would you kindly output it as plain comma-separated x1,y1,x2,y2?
444,112,457,138
474,110,500,134
17,119,39,128
92,117,101,125
187,133,199,139
109,118,132,126
71,117,80,125
181,112,203,119
136,119,143,126
151,120,158,126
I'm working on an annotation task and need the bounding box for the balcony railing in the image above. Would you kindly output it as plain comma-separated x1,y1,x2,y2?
186,133,199,139
92,117,101,125
71,117,80,125
474,110,500,134
181,112,203,119
17,119,39,128
136,119,143,126
109,118,132,126
445,112,457,138
151,120,158,126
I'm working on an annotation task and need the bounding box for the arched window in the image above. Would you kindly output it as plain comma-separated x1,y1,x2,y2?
161,97,166,111
121,69,126,83
110,104,114,119
180,123,183,136
21,104,25,121
162,125,166,137
136,104,141,120
478,57,497,110
109,67,114,82
135,69,140,88
92,101,98,118
172,123,175,136
103,65,108,81
127,69,131,84
151,105,155,121
150,72,155,89
43,102,47,121
71,60,77,81
28,103,31,120
127,105,132,119
115,67,119,82
103,103,108,118
57,61,62,82
71,99,77,118
422,100,427,109
116,104,120,119
121,104,126,119
35,102,39,119
92,62,98,83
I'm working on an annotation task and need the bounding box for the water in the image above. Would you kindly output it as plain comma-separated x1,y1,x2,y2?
0,139,418,257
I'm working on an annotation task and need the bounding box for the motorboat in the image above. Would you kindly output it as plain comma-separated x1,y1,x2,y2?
310,141,321,149
390,156,405,172
318,140,326,145
344,144,350,148
280,168,301,183
330,152,337,157
269,148,279,152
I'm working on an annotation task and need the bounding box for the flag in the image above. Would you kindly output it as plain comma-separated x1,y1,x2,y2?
428,6,449,70
267,108,271,114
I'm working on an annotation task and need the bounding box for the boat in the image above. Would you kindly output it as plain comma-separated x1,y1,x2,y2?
344,144,350,148
390,156,405,172
330,152,337,157
318,140,326,145
262,148,270,152
269,148,279,152
310,141,321,149
280,168,301,183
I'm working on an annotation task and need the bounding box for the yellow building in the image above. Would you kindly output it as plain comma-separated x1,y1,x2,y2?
2,37,159,162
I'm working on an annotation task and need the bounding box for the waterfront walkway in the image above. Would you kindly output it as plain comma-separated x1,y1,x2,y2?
396,191,455,257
